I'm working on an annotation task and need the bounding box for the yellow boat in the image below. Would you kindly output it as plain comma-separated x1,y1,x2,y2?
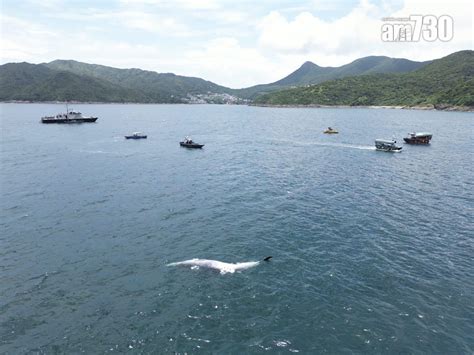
324,127,339,134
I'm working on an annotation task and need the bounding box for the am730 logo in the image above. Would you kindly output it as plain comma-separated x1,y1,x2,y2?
381,15,453,42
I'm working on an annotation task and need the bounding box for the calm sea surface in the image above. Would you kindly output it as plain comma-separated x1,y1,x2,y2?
1,103,473,354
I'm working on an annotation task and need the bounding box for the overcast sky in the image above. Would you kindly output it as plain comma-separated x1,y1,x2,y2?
1,0,472,88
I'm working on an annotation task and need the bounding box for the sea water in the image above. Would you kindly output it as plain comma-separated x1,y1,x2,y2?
1,104,473,353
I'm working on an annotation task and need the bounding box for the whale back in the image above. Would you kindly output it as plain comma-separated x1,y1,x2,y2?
232,261,260,271
167,259,261,274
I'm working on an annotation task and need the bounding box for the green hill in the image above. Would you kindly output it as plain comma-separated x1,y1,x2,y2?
235,56,428,99
254,51,474,108
0,63,149,102
0,60,233,103
45,60,230,102
0,51,471,107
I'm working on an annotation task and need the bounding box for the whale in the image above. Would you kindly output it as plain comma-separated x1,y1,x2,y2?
167,256,272,275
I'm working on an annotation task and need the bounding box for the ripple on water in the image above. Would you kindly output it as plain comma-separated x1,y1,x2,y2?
1,105,473,354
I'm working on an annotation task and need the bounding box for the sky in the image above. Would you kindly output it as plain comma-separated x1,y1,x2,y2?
0,0,472,88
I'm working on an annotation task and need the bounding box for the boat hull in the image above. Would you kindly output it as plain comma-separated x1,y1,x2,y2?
376,147,402,152
403,137,432,144
125,135,147,139
180,142,204,148
41,117,98,124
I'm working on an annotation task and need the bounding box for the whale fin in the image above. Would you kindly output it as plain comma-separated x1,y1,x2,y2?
263,256,272,261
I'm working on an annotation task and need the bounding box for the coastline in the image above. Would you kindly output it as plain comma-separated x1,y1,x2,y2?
0,100,192,105
250,103,474,112
0,100,247,106
1,101,472,112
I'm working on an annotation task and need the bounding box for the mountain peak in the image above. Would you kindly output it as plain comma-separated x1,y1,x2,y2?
300,61,319,69
272,61,323,86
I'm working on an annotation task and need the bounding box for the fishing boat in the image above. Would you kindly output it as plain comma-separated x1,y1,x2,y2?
125,132,147,139
403,132,432,144
324,127,339,134
41,104,98,124
375,139,402,152
180,137,204,149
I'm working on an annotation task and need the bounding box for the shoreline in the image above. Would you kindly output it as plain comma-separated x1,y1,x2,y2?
0,101,198,105
1,101,472,112
0,101,247,106
251,103,474,112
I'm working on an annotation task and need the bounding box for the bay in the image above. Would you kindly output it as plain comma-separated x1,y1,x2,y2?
1,103,473,353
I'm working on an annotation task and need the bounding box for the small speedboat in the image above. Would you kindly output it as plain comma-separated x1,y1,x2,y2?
324,127,339,134
180,137,204,148
403,132,432,144
125,132,147,139
375,139,402,152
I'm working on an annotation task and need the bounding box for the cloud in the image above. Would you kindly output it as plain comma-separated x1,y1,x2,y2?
112,11,191,35
0,13,164,67
258,1,389,57
41,8,193,36
119,0,220,10
0,15,59,61
257,0,472,66
1,0,472,87
182,37,282,88
213,10,248,24
27,0,63,9
380,0,473,58
0,13,264,87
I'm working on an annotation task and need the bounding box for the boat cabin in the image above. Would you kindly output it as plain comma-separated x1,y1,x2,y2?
375,139,402,152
